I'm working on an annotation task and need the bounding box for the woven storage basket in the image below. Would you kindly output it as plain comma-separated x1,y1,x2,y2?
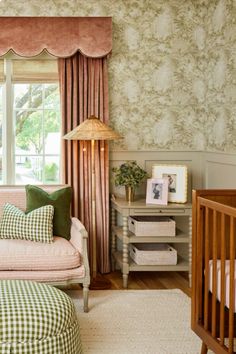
130,243,177,265
128,216,176,236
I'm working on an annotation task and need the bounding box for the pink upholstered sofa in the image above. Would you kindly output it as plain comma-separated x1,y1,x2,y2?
0,185,90,312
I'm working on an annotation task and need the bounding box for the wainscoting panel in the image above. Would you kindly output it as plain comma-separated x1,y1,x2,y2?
109,151,204,202
203,152,236,189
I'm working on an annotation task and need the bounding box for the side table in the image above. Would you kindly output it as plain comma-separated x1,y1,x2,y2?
111,197,192,288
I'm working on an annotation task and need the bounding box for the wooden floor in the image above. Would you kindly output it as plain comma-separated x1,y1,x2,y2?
102,270,191,297
71,271,191,297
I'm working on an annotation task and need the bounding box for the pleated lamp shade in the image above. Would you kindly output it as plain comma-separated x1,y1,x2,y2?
63,115,122,141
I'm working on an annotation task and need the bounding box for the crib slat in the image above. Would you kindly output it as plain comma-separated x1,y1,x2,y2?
219,213,226,347
204,207,209,330
212,209,217,338
228,216,235,354
197,204,204,324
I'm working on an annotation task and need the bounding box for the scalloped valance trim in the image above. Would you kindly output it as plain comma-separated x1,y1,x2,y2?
0,17,112,58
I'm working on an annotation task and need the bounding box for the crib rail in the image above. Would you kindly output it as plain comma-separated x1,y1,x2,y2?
192,191,236,354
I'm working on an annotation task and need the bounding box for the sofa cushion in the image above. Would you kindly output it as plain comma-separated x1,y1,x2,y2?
0,267,85,282
0,203,54,243
25,185,72,240
0,236,81,270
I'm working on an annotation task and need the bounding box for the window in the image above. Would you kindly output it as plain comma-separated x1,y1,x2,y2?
14,83,60,184
0,59,61,185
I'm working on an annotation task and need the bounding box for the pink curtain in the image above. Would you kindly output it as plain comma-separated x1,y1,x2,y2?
58,53,110,274
0,17,112,58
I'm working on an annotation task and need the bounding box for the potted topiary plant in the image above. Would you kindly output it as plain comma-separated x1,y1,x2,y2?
112,161,148,202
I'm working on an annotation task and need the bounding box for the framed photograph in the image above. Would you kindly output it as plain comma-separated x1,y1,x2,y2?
146,178,168,205
152,165,188,203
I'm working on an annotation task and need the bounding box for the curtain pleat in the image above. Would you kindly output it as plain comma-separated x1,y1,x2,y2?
58,53,110,273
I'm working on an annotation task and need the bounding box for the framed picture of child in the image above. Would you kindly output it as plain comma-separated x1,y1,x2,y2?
152,165,188,203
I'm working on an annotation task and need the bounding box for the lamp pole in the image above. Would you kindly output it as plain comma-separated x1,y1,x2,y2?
91,138,97,278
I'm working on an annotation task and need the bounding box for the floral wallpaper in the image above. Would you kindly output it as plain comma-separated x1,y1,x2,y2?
0,0,235,152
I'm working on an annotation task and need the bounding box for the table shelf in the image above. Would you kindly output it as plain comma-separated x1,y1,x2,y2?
113,251,189,272
112,226,189,243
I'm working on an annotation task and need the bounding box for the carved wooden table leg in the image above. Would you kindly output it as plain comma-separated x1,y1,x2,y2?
123,273,128,289
122,215,129,288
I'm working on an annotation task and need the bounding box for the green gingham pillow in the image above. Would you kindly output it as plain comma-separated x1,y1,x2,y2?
0,203,54,243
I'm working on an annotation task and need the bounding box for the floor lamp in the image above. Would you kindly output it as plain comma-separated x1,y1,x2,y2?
63,115,122,289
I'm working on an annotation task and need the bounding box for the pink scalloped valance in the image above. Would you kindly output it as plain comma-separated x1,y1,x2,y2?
0,17,112,58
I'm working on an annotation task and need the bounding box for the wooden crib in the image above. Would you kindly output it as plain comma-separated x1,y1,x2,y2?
192,190,236,354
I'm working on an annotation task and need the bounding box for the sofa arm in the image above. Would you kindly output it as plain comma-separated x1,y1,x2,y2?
70,217,88,254
70,217,90,301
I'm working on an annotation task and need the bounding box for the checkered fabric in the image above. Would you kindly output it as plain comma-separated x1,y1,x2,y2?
0,203,54,243
0,280,82,354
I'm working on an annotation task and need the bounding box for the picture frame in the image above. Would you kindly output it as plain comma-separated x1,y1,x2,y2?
152,165,188,203
146,178,168,205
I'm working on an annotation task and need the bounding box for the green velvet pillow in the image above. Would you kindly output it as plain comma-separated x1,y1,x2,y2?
25,185,72,240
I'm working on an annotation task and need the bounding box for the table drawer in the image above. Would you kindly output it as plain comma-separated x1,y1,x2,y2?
130,208,186,215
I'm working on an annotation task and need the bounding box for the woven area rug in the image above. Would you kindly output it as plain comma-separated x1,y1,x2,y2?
67,289,203,354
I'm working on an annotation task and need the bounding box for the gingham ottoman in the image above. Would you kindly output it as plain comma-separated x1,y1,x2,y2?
0,280,82,354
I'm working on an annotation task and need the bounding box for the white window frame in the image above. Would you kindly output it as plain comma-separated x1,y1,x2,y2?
1,59,61,185
3,60,14,184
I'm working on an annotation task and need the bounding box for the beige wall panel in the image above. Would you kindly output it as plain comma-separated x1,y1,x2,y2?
203,153,236,189
109,151,204,202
